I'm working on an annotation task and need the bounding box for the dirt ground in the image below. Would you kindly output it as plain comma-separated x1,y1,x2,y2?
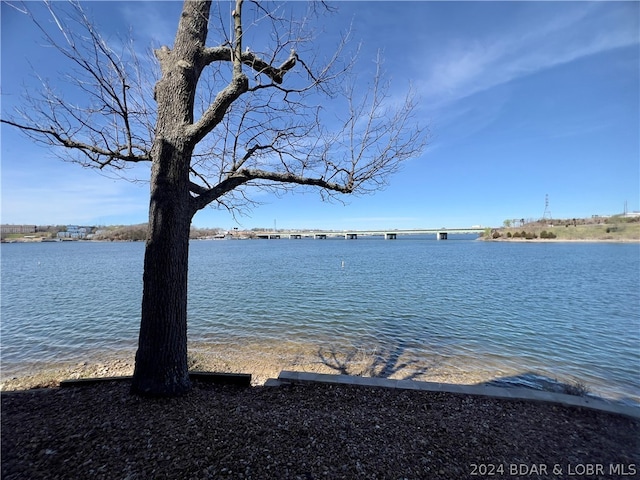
2,378,639,480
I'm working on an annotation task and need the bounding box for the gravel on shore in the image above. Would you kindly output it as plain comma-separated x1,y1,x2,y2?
2,378,638,480
4,344,632,403
0,344,520,393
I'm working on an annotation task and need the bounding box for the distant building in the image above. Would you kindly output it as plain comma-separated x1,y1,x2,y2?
1,224,37,235
57,225,92,239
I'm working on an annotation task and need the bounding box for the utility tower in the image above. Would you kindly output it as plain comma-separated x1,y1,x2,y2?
542,194,551,220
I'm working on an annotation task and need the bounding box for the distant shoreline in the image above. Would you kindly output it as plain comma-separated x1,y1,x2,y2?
482,237,640,243
3,238,639,244
481,218,639,243
3,234,639,244
3,215,639,243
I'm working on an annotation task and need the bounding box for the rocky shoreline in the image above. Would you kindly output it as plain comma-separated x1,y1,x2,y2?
3,342,639,410
0,352,488,393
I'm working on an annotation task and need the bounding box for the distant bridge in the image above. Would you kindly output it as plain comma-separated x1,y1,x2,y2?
255,227,486,240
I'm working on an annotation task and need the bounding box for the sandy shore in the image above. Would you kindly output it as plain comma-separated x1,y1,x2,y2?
4,340,637,408
1,343,503,392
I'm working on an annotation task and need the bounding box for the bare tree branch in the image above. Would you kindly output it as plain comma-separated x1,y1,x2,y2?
187,1,300,146
0,119,149,167
199,46,297,85
187,45,426,214
189,166,350,213
2,1,154,169
4,0,427,215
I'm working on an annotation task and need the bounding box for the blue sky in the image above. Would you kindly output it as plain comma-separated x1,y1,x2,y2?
2,1,638,230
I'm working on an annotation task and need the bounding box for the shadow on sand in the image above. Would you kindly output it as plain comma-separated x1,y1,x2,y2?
317,342,434,380
480,371,640,407
314,350,640,407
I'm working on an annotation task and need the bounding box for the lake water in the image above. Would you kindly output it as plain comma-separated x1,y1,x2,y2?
1,238,639,404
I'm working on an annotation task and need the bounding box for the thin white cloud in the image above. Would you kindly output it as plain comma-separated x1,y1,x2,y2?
419,3,639,109
117,3,179,47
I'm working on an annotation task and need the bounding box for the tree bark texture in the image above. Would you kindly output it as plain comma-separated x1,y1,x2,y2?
130,139,194,396
131,1,212,395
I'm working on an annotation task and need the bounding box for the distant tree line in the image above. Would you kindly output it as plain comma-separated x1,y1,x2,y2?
93,225,148,242
92,225,227,241
504,215,639,229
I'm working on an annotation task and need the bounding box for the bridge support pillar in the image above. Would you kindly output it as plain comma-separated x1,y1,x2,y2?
384,233,397,240
345,233,358,240
437,232,448,240
289,234,302,239
314,234,327,239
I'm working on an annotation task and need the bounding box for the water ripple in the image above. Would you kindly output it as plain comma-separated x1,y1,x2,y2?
1,239,639,402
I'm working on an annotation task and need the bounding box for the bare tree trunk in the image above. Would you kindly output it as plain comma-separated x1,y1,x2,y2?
130,1,211,395
131,137,194,396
